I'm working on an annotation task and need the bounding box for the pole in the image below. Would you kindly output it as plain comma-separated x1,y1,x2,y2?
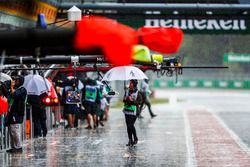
59,3,250,12
0,55,105,65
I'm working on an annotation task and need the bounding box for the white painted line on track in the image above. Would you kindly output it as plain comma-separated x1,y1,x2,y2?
184,111,197,167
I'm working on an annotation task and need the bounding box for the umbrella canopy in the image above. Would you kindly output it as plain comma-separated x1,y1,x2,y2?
0,72,12,82
101,66,148,82
0,96,8,115
23,74,50,96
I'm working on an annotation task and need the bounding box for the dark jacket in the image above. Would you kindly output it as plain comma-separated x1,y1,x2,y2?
32,105,47,121
29,94,47,121
5,86,27,125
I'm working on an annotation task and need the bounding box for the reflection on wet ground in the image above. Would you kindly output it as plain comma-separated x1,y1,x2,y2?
0,105,187,167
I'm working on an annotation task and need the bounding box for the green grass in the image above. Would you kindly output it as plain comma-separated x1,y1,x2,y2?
111,98,169,108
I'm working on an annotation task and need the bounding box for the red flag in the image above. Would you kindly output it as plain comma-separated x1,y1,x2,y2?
74,16,183,66
74,16,138,66
137,27,183,54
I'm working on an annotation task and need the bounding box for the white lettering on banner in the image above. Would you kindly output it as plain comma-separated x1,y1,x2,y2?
180,19,187,29
145,19,247,31
187,19,194,30
173,19,179,28
207,20,220,30
220,20,232,30
240,20,247,30
232,20,240,30
159,19,172,27
145,19,159,27
194,19,207,30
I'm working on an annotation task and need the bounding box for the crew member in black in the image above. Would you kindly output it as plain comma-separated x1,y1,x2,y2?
5,76,27,153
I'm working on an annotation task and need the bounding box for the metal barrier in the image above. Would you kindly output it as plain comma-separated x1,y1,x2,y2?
0,104,60,151
28,105,33,140
0,112,26,152
46,107,53,131
0,115,10,151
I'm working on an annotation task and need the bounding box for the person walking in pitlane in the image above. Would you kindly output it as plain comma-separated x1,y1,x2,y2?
139,79,157,118
82,78,100,129
123,79,141,146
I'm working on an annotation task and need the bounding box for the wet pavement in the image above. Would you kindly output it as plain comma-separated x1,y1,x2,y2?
0,104,187,167
1,89,250,167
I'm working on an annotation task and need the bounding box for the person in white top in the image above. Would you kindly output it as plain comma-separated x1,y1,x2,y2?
139,79,156,118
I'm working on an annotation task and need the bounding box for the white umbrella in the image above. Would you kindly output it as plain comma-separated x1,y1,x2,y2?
0,72,12,82
22,74,51,95
101,66,148,81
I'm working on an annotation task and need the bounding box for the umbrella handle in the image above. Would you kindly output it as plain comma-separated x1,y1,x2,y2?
124,81,128,97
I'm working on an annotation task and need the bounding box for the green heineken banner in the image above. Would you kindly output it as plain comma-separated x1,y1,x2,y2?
119,18,250,34
224,53,250,63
